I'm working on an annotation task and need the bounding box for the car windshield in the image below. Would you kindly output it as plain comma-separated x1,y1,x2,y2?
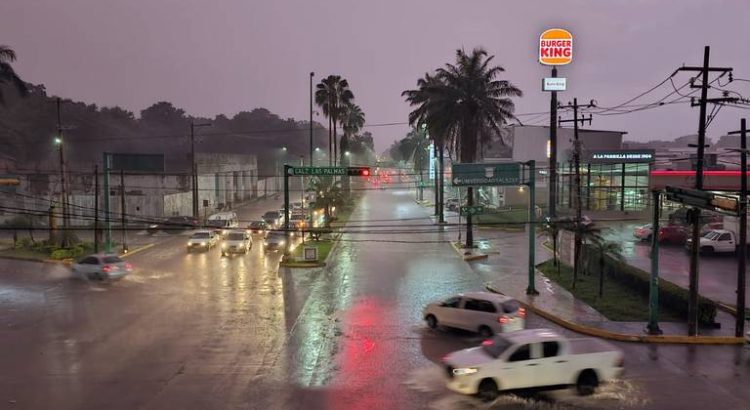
264,212,279,218
705,231,721,240
267,233,285,240
103,256,123,264
192,232,210,239
482,336,512,359
227,233,245,241
250,221,265,228
207,220,227,228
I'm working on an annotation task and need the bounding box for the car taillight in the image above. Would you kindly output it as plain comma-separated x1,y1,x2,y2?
124,262,133,271
101,265,111,273
481,339,494,346
517,307,526,318
498,315,509,324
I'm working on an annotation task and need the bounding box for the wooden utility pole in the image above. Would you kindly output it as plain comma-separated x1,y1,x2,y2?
674,46,734,335
559,98,594,288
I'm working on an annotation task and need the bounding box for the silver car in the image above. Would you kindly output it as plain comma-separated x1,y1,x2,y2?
423,291,525,338
187,230,218,252
72,254,133,280
221,230,252,256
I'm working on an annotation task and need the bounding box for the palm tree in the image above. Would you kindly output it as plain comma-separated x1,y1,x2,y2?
403,48,522,247
0,45,28,104
340,103,365,193
315,75,354,166
309,176,344,226
588,235,625,297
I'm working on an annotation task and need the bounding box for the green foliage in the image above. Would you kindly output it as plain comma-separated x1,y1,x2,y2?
577,248,717,325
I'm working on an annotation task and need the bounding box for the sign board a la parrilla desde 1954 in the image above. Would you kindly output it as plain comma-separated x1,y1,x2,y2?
539,28,572,65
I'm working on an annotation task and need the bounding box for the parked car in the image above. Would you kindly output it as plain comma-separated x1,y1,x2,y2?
221,230,252,256
186,230,218,252
443,329,624,401
686,228,750,255
264,231,287,252
634,223,688,244
72,254,133,280
247,220,269,237
147,216,198,234
423,292,525,338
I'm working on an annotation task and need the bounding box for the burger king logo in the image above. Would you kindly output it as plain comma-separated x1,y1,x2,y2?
539,28,573,65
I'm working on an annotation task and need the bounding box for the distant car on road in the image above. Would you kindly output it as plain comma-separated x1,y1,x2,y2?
147,216,198,234
443,329,624,401
206,211,239,236
264,231,287,252
187,230,218,252
221,230,252,256
72,254,133,280
634,223,688,244
423,291,525,338
247,220,269,237
262,211,282,228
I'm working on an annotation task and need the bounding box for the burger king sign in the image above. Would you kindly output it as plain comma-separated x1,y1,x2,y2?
539,28,573,65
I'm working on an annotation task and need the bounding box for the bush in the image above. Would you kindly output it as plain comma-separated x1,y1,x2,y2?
581,246,717,325
50,249,73,260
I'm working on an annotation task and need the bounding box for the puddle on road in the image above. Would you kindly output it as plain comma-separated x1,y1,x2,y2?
404,366,649,410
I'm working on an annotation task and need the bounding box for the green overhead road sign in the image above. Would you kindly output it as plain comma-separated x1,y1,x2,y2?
460,205,485,216
290,166,371,176
451,163,521,186
665,186,739,215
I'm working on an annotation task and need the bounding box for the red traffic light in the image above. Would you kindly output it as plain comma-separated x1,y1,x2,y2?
347,167,371,176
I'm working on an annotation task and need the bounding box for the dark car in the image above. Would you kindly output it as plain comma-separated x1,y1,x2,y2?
147,216,199,234
262,211,282,228
657,224,688,245
248,220,269,237
264,232,287,252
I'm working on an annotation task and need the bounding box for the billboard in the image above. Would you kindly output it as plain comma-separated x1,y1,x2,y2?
539,28,573,65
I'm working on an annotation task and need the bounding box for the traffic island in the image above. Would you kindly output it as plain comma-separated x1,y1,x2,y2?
279,240,332,268
451,241,488,261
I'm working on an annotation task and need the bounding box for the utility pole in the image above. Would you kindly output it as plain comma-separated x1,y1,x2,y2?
120,169,128,253
310,72,315,166
190,121,211,219
94,165,99,253
549,66,559,219
647,190,663,335
559,98,594,288
55,97,68,247
728,119,748,338
674,46,733,335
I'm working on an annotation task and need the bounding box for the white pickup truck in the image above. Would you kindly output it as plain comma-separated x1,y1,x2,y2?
686,216,749,255
443,329,624,401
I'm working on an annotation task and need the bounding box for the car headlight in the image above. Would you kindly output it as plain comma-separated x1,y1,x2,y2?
279,240,285,246
452,367,479,376
222,243,227,249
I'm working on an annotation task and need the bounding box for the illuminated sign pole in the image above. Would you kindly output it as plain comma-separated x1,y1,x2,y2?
540,28,573,219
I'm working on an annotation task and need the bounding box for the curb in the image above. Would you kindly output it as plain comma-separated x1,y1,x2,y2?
451,242,489,261
119,243,156,258
279,261,326,268
485,283,745,345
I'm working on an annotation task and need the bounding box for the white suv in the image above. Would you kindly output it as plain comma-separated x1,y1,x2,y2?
423,291,525,338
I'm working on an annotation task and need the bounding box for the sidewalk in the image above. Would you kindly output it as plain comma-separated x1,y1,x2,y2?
464,226,742,343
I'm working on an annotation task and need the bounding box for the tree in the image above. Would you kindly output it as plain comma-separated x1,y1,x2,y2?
588,235,625,297
315,75,354,166
0,45,28,104
340,103,365,192
403,48,522,247
309,176,344,226
139,101,188,128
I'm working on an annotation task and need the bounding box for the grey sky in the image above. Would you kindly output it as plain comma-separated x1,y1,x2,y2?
2,0,750,153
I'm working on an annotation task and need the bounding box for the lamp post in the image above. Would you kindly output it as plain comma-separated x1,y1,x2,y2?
310,72,315,166
190,121,211,219
53,136,67,246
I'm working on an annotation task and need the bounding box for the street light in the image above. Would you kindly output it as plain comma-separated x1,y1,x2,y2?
190,121,211,219
54,137,62,144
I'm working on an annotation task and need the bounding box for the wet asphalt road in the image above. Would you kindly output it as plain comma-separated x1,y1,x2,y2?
2,190,750,409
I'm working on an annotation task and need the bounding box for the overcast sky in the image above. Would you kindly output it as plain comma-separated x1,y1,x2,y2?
2,0,750,153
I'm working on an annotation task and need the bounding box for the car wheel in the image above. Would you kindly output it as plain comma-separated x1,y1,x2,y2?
425,314,438,329
478,325,494,339
477,378,499,402
576,369,599,396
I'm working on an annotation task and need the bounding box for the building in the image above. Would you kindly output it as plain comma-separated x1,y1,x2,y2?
478,125,653,212
0,152,265,226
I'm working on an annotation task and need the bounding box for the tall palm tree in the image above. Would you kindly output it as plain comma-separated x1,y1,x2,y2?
309,176,344,226
0,45,28,104
315,75,354,166
403,48,522,247
340,103,365,193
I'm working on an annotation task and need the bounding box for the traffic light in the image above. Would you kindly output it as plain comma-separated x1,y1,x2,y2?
347,167,371,176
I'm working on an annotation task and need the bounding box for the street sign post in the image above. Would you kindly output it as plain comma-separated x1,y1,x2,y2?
459,205,485,216
451,163,521,186
665,186,739,215
290,166,370,176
